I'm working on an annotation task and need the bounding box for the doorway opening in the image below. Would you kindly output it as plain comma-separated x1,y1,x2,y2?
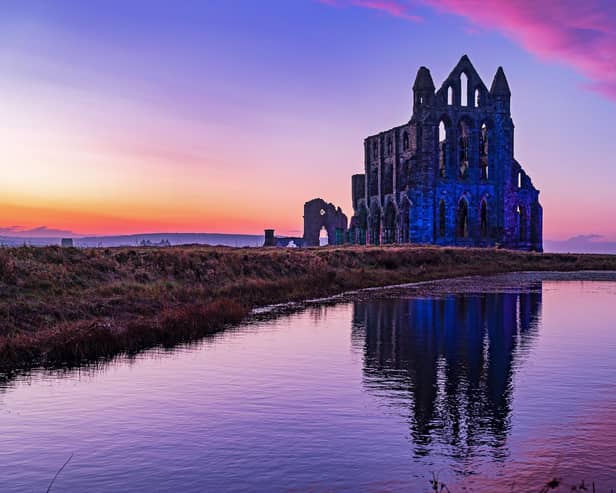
319,227,329,246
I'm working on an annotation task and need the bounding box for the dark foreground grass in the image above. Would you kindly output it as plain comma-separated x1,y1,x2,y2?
1,244,616,370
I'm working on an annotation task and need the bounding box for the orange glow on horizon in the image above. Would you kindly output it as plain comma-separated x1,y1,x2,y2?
0,201,303,237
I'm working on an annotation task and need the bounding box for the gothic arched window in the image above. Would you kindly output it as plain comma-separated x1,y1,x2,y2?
439,200,446,237
458,120,470,178
438,121,447,178
447,86,453,105
517,205,526,241
403,131,409,151
457,198,469,238
460,73,468,107
480,200,488,236
400,198,410,243
383,202,396,244
480,123,488,180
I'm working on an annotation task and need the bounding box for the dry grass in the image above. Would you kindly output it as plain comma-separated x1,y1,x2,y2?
1,244,616,370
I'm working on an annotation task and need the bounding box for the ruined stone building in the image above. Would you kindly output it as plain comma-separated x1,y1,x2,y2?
303,198,348,247
348,55,542,251
264,198,347,247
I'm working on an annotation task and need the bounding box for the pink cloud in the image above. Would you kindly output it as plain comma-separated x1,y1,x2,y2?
425,0,616,99
322,0,616,100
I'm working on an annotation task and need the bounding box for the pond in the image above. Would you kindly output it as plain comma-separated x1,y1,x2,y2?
2,273,616,492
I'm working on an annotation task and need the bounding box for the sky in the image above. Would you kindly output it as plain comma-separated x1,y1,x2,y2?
1,0,616,243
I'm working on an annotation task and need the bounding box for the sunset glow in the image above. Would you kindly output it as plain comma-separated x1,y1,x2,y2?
1,0,615,241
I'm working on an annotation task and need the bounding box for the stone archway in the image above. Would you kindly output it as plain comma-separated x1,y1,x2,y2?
368,201,382,245
383,201,397,244
457,197,469,238
303,198,348,247
398,197,411,243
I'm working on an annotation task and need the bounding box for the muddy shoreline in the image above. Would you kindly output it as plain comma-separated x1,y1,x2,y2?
249,270,616,320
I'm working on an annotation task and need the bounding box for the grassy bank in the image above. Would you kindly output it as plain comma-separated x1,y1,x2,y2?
1,244,616,370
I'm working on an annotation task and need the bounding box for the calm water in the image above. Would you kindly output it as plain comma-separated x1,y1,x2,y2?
2,275,616,492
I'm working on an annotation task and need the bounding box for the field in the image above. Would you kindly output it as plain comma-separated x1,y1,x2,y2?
2,244,616,370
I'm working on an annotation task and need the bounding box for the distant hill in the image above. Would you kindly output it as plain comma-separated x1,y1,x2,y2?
544,236,616,254
0,233,264,248
2,232,616,253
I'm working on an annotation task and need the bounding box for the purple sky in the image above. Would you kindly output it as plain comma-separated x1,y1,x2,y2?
1,0,615,245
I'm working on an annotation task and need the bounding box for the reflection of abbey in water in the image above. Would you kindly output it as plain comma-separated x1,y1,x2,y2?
351,284,542,457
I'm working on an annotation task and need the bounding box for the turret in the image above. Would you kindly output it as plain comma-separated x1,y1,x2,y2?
412,66,435,113
490,66,511,113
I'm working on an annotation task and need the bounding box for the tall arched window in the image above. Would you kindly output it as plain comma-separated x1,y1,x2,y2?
399,198,411,243
373,141,378,160
387,136,393,155
369,204,381,245
480,200,488,236
474,88,480,107
457,198,469,238
460,73,468,107
458,120,470,178
439,199,446,237
517,205,526,242
439,121,447,142
517,171,522,188
438,121,447,178
447,86,453,105
383,202,396,244
480,123,488,180
402,131,409,151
